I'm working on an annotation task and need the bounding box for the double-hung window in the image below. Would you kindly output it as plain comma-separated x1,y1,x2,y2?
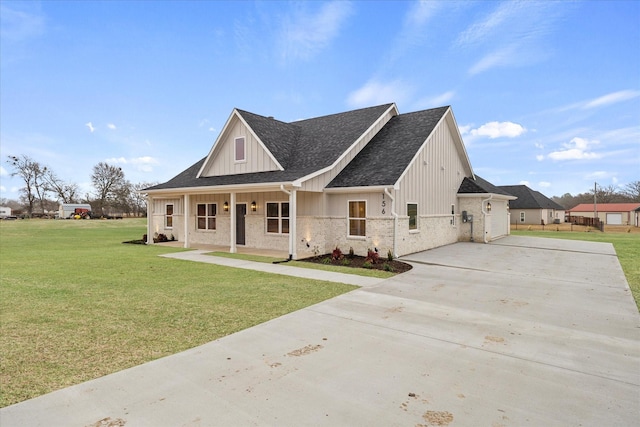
408,203,418,230
520,212,525,223
196,203,217,230
165,204,173,228
266,202,289,234
348,201,366,237
235,137,246,162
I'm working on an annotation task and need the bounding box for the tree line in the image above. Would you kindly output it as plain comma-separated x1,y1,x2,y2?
3,154,157,218
551,182,640,209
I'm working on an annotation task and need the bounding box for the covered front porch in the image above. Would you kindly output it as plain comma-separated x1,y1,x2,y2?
154,241,292,261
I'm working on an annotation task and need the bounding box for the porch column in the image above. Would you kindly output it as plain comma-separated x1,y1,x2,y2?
183,194,190,248
146,196,152,244
290,189,297,260
230,192,236,253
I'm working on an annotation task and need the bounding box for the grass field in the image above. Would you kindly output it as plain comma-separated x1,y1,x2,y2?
511,227,640,309
0,219,356,407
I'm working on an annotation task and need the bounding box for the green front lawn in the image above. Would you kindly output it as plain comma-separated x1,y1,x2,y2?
511,230,640,310
0,219,356,407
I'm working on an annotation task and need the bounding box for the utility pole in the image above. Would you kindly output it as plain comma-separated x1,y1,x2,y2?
594,182,598,227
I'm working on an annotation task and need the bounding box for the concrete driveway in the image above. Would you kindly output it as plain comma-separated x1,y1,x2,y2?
2,236,639,426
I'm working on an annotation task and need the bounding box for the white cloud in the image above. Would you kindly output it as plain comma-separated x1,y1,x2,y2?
458,1,565,75
0,185,5,193
519,180,530,186
468,45,518,76
0,166,7,176
458,125,471,135
0,3,45,43
105,156,159,173
538,181,551,188
107,123,116,130
548,137,601,161
536,155,544,161
279,1,353,61
534,143,544,149
470,121,526,139
346,79,411,108
85,122,95,133
105,157,128,164
583,90,640,109
415,91,455,109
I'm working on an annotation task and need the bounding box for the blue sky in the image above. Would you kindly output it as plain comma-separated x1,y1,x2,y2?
1,0,639,201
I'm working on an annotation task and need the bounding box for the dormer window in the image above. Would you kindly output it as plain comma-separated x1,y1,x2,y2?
235,137,246,162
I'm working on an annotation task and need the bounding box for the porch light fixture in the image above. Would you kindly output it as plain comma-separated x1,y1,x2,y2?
251,201,257,212
486,202,492,212
223,201,229,212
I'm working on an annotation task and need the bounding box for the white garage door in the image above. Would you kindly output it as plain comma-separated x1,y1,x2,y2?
490,201,509,239
606,213,622,225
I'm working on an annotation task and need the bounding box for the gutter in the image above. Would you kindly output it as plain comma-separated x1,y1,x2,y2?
384,187,398,258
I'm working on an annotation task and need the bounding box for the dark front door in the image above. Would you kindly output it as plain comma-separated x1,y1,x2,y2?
236,204,246,245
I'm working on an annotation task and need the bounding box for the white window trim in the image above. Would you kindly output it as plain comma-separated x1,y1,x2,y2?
165,203,174,229
520,212,525,222
234,136,246,163
265,201,289,235
196,203,217,231
348,200,367,238
408,202,419,232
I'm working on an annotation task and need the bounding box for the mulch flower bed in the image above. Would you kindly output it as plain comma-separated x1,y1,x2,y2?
298,254,412,274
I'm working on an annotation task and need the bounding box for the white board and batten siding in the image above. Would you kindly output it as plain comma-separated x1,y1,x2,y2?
396,117,471,216
201,117,281,177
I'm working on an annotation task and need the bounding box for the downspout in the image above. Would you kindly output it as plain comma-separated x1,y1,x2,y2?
384,187,398,258
280,184,295,260
481,194,494,244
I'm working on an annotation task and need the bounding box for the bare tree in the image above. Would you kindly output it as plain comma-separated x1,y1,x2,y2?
91,162,126,214
620,180,640,202
6,155,48,216
42,169,80,203
131,181,157,217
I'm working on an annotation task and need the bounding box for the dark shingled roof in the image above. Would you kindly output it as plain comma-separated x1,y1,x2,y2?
146,103,394,191
457,175,512,196
327,106,449,188
499,185,565,210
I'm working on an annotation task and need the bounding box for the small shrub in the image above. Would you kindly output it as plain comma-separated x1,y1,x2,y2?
527,225,532,231
348,246,355,259
170,234,176,241
332,246,343,261
362,261,373,269
321,257,332,265
341,258,351,266
365,249,379,264
383,263,393,272
387,249,394,262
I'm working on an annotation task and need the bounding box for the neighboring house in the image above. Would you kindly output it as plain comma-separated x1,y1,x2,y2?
498,185,566,225
0,206,11,219
567,203,640,226
143,103,512,259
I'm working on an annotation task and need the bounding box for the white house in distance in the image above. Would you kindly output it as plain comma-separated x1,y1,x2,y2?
143,103,514,259
568,203,640,226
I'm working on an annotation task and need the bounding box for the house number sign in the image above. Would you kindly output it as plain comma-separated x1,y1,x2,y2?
381,193,386,215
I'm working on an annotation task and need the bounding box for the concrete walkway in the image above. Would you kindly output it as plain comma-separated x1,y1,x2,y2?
159,250,386,288
2,236,639,426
